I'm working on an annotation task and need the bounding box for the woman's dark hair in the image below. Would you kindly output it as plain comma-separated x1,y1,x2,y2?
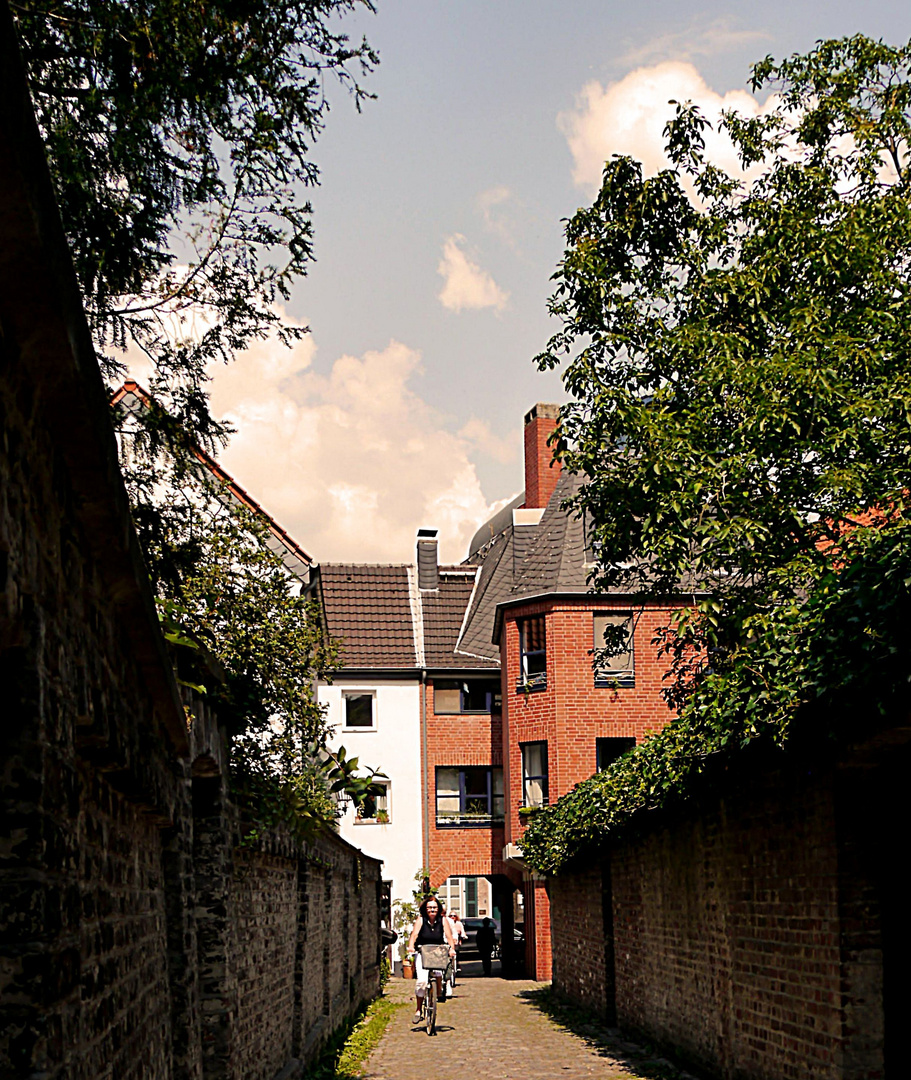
419,896,445,920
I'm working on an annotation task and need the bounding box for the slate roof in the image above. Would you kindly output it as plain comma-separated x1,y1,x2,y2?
315,562,497,672
454,530,515,662
455,472,600,661
510,471,589,595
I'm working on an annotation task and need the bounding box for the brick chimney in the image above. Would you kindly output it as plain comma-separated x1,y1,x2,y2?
523,403,561,509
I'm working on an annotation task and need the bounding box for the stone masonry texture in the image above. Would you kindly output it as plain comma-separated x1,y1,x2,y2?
548,750,908,1080
0,23,382,1078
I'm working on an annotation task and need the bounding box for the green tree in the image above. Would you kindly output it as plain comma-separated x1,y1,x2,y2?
13,0,377,445
14,0,382,835
148,446,385,836
539,35,911,661
520,37,911,873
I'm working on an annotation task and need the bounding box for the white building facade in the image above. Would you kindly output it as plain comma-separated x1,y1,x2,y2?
321,675,423,939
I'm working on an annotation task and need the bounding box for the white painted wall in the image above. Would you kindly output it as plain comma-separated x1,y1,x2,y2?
320,677,423,943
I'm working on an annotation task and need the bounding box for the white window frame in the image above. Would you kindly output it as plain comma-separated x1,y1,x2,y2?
355,780,390,824
342,689,377,731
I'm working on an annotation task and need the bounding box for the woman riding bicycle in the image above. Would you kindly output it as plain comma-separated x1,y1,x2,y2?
408,896,456,1024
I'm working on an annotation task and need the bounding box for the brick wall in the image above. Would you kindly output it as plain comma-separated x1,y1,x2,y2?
0,39,382,1076
549,864,611,1017
548,756,897,1080
232,851,299,1080
425,682,509,886
500,599,678,847
0,221,189,1078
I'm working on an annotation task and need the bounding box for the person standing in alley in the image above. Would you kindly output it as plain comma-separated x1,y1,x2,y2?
476,917,497,976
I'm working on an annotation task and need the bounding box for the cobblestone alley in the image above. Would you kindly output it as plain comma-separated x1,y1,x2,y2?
364,966,701,1080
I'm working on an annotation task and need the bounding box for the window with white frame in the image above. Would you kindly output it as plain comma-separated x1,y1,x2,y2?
518,615,547,691
592,612,634,687
343,691,376,729
521,741,549,808
355,781,390,824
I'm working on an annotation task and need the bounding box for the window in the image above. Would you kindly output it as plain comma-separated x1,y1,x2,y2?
521,741,548,808
433,678,502,714
596,737,636,772
435,767,504,826
593,613,634,687
518,615,547,691
343,691,375,729
465,876,478,918
356,781,390,824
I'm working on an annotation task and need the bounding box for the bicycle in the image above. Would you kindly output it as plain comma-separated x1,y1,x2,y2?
417,944,450,1035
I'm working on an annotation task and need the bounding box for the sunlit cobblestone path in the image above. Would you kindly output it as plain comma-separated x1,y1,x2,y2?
364,966,702,1080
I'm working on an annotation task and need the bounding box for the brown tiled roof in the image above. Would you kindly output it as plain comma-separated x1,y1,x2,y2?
318,564,417,668
422,568,497,670
316,562,498,672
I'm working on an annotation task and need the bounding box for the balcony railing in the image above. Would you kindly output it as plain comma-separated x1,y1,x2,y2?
435,811,505,828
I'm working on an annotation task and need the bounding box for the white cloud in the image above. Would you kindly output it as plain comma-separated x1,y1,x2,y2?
477,185,519,249
117,298,516,564
559,60,778,191
206,323,512,564
619,17,770,68
458,416,517,465
437,234,509,313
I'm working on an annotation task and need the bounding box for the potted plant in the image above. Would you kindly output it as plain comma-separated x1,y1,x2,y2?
376,808,389,824
393,898,417,977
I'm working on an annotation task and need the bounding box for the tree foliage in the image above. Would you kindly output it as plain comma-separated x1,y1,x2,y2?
13,0,377,444
119,404,386,838
521,520,911,874
539,35,911,646
525,37,911,870
14,1,382,835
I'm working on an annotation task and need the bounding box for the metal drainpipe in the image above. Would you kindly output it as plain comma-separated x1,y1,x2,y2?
420,669,430,871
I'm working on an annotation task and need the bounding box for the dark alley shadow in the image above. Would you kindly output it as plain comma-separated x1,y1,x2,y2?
516,988,706,1080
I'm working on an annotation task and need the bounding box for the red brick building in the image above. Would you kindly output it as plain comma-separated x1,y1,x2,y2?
314,403,680,977
456,403,678,978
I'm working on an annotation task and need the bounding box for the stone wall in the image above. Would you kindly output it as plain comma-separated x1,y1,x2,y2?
547,750,905,1080
0,17,382,1077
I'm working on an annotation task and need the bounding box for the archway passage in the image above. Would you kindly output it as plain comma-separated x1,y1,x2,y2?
436,873,525,978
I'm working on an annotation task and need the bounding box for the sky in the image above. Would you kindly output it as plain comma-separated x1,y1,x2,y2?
196,0,911,565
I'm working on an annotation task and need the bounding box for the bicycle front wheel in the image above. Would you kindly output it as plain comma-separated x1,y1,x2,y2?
425,980,436,1035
